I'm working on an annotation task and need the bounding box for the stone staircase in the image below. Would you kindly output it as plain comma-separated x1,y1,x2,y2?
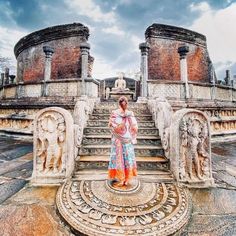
57,102,192,236
75,102,172,179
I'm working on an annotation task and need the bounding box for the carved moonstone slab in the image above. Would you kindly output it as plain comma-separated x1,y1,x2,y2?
31,107,74,185
56,179,191,236
170,109,214,187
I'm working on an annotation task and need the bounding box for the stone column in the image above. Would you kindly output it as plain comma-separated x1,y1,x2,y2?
80,42,90,96
178,45,190,99
4,67,9,85
139,42,150,98
232,75,236,89
43,46,54,96
0,73,4,86
224,69,231,86
0,73,4,98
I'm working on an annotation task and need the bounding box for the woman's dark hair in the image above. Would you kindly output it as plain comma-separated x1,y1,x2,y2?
118,96,128,110
118,96,128,105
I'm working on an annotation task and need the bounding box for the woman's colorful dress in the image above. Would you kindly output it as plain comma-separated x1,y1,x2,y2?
108,109,138,182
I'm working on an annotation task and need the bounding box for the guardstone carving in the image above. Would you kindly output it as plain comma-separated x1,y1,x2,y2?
31,107,74,185
170,109,214,187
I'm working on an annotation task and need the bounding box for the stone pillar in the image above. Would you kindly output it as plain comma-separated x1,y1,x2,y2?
224,69,231,86
0,73,4,86
4,67,9,85
80,42,90,96
178,45,190,99
139,42,150,98
9,75,15,84
232,75,236,88
43,46,54,96
0,73,4,98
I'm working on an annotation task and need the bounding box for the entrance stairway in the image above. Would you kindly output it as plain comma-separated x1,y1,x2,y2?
75,101,173,181
56,101,192,236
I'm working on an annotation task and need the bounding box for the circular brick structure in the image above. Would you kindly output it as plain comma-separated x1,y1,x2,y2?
146,23,213,82
14,23,93,82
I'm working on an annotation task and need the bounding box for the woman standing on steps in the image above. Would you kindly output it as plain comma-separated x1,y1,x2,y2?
108,96,138,187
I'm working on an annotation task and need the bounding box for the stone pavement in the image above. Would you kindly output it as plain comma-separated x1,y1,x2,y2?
176,141,236,236
0,135,235,235
0,135,33,204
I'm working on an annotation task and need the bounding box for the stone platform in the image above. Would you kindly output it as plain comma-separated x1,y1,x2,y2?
56,177,191,236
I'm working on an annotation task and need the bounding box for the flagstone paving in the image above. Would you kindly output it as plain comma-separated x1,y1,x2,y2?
0,135,236,235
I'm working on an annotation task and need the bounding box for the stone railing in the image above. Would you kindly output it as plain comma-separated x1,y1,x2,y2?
148,98,173,158
0,78,99,99
73,96,98,159
148,80,236,102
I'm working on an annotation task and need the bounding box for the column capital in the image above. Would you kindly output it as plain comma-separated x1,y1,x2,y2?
139,42,150,55
43,46,54,58
178,45,189,59
80,42,90,53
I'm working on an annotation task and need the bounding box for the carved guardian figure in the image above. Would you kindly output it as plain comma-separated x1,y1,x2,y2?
170,109,214,187
32,107,74,185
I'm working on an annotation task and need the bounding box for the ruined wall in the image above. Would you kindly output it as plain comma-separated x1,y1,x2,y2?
14,23,93,82
146,24,212,82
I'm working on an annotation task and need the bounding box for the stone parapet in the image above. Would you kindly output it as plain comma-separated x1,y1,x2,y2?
0,78,99,99
148,80,236,102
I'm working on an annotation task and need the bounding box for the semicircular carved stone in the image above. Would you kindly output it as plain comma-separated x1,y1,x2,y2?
170,109,214,188
56,179,191,236
31,107,74,185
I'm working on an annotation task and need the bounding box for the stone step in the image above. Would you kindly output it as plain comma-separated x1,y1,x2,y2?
86,120,155,128
84,127,159,136
95,102,148,109
79,145,164,157
89,114,153,121
93,108,151,115
73,169,173,182
82,135,161,146
75,156,169,171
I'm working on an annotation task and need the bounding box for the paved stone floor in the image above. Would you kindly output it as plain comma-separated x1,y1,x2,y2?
0,135,235,235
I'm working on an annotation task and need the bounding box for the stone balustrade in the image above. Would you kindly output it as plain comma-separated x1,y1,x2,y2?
0,78,99,99
148,80,236,102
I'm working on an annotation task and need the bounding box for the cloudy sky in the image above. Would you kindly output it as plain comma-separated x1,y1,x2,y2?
0,0,235,80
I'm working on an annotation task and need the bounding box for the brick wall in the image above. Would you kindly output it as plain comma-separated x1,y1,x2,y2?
146,24,212,83
15,23,92,82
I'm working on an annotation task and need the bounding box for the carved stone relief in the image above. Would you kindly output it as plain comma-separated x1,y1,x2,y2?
56,179,191,236
0,117,33,133
32,107,74,185
170,109,214,187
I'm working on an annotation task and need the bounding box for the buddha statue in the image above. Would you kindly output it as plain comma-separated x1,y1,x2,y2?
112,73,129,92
